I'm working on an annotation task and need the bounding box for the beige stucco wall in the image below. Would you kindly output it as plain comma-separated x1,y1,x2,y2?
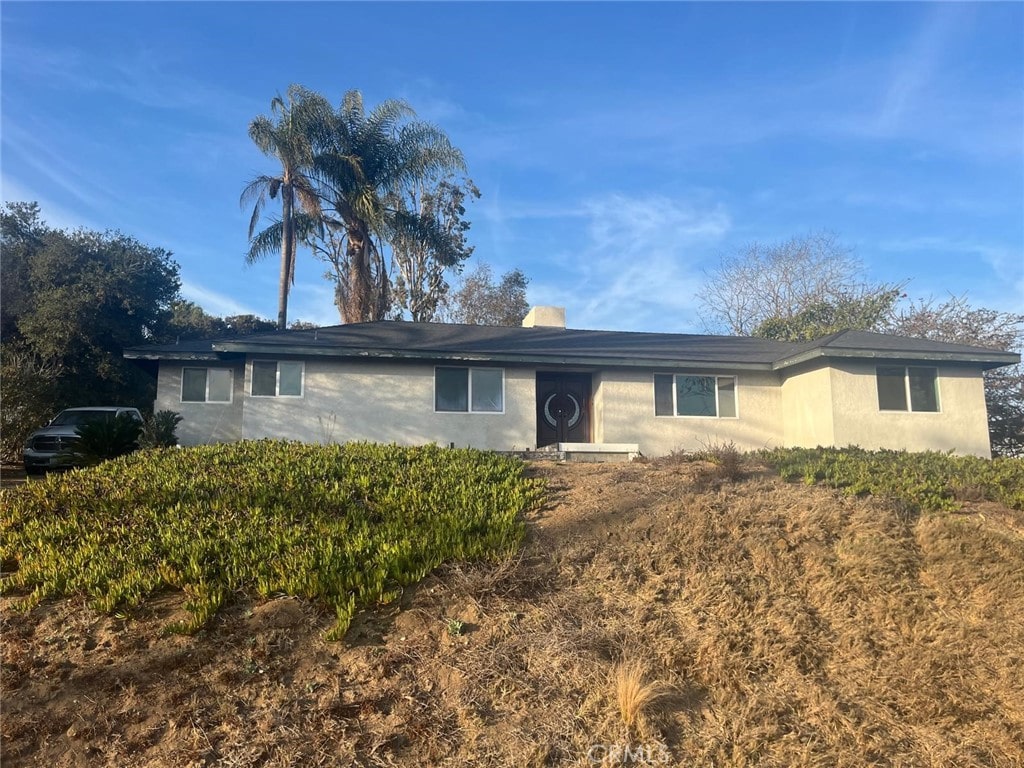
239,358,538,451
152,356,994,458
597,369,784,455
781,364,835,447
828,361,991,456
155,362,245,445
591,373,606,443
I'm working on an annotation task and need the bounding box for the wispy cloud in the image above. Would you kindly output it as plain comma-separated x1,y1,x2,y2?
289,280,341,327
180,280,260,318
0,174,100,231
1,119,120,215
875,4,963,133
528,194,731,332
878,236,1024,313
4,41,256,120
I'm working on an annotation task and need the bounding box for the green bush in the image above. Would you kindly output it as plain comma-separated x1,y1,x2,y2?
69,412,142,466
0,441,543,639
760,446,1024,511
139,410,183,449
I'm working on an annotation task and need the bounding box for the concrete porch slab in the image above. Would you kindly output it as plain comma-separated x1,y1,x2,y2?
536,442,641,463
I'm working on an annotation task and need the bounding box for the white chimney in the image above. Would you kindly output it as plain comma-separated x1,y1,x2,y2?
522,306,566,329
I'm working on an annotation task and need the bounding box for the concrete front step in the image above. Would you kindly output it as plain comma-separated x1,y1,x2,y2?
536,442,641,463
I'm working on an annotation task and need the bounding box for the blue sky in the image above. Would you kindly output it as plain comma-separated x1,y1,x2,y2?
2,2,1021,332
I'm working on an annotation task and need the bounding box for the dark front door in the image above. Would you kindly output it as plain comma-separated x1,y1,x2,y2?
536,372,591,447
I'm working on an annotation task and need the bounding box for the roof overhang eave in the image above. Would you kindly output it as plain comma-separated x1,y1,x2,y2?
210,342,777,370
773,347,1020,371
123,350,242,362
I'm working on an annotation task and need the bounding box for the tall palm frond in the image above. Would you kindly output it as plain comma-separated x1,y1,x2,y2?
241,85,334,328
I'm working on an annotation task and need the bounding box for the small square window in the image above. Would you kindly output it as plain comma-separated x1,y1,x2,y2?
877,366,908,410
207,369,233,402
654,374,738,418
877,366,939,412
181,368,232,403
435,367,504,413
252,361,277,396
251,361,303,397
908,367,939,412
182,368,208,402
435,367,469,412
471,368,503,412
677,376,717,417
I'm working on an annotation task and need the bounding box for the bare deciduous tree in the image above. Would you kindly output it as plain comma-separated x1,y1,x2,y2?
698,232,896,335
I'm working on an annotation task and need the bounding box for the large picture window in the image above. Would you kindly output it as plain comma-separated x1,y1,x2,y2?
876,366,939,412
654,374,737,418
181,368,233,403
251,361,304,397
435,367,504,413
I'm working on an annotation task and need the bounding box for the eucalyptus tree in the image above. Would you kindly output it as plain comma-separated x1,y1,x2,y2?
390,176,480,322
241,86,332,329
312,90,468,324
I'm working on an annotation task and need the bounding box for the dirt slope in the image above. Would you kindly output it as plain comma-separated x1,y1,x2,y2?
3,459,1023,767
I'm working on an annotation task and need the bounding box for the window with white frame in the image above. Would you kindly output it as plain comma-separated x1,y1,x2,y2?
876,366,939,412
654,374,737,417
435,366,504,413
251,361,304,397
181,368,233,403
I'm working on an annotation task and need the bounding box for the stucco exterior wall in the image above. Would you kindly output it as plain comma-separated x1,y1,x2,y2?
591,373,606,443
828,361,991,457
781,365,835,447
240,358,538,451
596,369,784,455
155,362,245,445
152,356,994,458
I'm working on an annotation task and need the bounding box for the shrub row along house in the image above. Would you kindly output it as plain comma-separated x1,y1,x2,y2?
126,307,1019,458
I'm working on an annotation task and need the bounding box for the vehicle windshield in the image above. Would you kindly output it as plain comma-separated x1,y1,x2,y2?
49,410,115,426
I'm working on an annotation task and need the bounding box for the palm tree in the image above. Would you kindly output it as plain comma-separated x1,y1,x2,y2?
313,91,466,324
241,86,332,329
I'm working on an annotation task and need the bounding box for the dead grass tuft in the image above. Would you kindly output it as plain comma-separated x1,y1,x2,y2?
613,659,672,734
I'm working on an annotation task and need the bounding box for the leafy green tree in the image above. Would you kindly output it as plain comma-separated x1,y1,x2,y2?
391,177,480,322
0,345,62,463
163,299,227,340
222,314,278,335
440,263,530,326
0,202,179,409
0,203,182,458
312,90,467,323
753,288,904,341
242,85,332,329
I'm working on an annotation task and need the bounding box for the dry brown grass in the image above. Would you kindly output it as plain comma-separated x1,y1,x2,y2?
3,459,1023,767
613,659,672,735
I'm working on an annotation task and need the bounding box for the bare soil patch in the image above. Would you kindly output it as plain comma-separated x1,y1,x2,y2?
3,459,1023,766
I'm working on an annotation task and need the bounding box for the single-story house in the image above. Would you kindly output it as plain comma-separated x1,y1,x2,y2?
125,306,1020,458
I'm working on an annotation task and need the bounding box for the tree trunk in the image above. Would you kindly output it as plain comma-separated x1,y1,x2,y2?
344,224,373,324
277,187,294,330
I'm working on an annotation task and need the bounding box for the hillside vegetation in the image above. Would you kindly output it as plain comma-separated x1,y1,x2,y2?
0,442,541,638
2,448,1023,766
